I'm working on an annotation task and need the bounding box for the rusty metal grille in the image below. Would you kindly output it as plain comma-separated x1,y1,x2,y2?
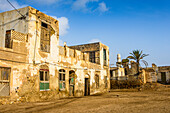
11,30,26,42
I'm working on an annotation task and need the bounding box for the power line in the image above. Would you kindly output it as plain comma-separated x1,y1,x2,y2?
6,0,25,18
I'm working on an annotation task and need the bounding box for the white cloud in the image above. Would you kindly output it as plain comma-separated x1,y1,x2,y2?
33,0,60,4
0,0,27,12
97,2,109,12
89,39,101,43
72,0,98,11
52,16,70,36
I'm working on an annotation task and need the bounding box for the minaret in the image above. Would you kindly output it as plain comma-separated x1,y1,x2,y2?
116,54,122,77
116,54,121,68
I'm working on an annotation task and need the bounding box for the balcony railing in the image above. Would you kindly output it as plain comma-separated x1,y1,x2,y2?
5,30,27,49
59,46,89,61
11,30,27,42
0,30,27,63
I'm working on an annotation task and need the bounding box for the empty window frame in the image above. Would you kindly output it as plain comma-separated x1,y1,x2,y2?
95,75,99,89
104,76,107,88
59,69,66,90
0,67,10,96
5,30,13,48
40,22,51,52
89,51,95,63
39,69,49,91
0,67,10,81
103,49,107,66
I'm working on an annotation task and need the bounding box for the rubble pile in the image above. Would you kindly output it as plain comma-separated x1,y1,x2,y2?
138,83,168,91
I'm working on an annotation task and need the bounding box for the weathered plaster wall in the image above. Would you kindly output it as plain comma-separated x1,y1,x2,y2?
0,7,30,97
0,7,110,100
0,7,29,47
158,72,170,83
158,66,170,83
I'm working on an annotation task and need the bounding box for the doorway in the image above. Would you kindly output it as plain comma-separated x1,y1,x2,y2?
69,71,75,96
161,72,166,84
0,67,10,96
84,78,90,96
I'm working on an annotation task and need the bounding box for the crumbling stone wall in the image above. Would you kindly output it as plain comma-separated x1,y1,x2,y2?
158,66,170,84
0,7,110,103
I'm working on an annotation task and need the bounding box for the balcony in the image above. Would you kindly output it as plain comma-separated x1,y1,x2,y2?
0,30,27,63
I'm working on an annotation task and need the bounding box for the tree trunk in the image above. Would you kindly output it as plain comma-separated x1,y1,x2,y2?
137,60,139,76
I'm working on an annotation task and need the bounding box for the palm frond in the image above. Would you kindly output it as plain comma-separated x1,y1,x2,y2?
140,54,149,60
127,56,136,60
141,60,148,68
130,52,137,60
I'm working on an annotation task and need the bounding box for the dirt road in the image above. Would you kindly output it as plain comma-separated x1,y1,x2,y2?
0,88,170,113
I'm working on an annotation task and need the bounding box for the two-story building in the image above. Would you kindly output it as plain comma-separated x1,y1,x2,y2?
0,6,110,100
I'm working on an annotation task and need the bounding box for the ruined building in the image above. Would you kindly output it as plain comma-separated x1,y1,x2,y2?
110,54,157,85
110,54,126,80
0,7,110,99
157,66,170,84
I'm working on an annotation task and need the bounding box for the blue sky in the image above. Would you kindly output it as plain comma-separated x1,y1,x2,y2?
0,0,170,67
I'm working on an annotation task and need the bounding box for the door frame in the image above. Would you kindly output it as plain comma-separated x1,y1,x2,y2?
84,75,90,96
0,67,11,96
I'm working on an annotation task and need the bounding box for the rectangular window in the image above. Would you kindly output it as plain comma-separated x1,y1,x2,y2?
59,69,66,90
0,67,10,81
0,67,10,96
40,22,50,52
40,71,43,81
39,70,49,91
5,30,13,48
95,75,99,89
89,51,95,63
103,49,107,66
104,76,107,88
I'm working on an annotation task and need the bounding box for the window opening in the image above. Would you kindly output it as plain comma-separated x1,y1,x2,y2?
40,22,55,52
5,30,13,48
89,51,95,63
0,67,10,96
104,76,107,88
95,75,99,89
59,69,66,90
39,69,49,91
103,49,107,66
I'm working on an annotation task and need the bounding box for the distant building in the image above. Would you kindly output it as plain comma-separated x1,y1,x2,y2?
157,66,170,84
110,54,126,80
110,54,157,85
142,68,157,83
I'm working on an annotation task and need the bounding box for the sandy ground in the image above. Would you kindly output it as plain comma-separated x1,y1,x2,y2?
0,88,170,113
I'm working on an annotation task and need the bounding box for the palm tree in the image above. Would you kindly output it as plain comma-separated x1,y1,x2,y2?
127,50,149,75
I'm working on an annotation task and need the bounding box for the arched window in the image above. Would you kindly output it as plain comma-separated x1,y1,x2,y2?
59,69,66,90
39,65,49,91
95,75,99,89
